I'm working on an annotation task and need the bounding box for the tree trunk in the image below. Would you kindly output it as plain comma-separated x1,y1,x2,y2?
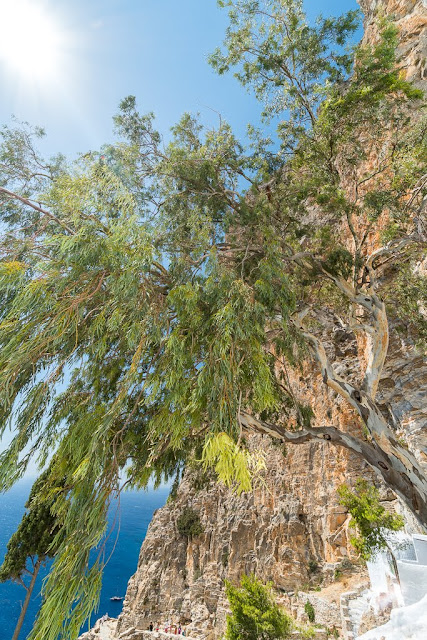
295,318,427,527
240,410,427,529
12,558,42,640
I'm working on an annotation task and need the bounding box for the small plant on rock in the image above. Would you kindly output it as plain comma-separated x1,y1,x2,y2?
333,569,342,581
307,559,319,575
176,507,204,539
304,601,315,623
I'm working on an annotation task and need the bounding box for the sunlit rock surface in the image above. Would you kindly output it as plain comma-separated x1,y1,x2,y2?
116,442,369,638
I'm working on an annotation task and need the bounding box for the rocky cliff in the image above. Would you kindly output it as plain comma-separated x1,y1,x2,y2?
82,2,427,639
116,437,369,638
360,0,426,84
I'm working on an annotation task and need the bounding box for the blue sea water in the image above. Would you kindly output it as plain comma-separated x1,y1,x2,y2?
0,480,169,639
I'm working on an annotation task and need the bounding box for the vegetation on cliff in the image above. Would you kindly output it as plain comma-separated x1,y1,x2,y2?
225,574,293,640
176,507,204,539
338,479,404,560
0,0,425,637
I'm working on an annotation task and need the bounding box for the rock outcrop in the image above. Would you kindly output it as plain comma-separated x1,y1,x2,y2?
116,437,370,638
360,0,427,85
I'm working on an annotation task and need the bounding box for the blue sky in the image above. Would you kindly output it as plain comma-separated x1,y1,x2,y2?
0,0,361,469
0,0,360,158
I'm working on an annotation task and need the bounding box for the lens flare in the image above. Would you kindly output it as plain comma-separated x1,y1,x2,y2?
0,1,63,82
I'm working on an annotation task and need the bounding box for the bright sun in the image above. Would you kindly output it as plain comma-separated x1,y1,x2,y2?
0,1,63,82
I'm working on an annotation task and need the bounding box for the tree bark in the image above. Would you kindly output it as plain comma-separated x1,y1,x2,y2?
298,326,427,524
239,410,427,529
12,558,42,640
284,247,427,527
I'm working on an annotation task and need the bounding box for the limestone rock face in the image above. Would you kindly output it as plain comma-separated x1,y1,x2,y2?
359,0,427,84
117,437,369,638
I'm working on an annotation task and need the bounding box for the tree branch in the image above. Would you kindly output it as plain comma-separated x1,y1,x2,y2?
302,261,387,399
240,411,427,527
16,577,29,593
240,411,381,467
290,232,425,402
358,236,424,397
0,187,75,235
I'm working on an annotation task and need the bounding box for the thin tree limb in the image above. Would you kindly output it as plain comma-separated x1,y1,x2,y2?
0,187,75,235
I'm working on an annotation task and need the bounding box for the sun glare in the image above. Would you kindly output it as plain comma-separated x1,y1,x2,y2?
0,1,63,82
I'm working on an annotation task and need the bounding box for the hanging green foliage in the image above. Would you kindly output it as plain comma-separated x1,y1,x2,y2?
338,480,404,560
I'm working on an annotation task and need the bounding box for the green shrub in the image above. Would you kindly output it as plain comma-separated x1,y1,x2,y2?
338,480,404,560
176,507,204,539
337,558,353,571
225,574,293,640
304,602,315,623
308,560,319,574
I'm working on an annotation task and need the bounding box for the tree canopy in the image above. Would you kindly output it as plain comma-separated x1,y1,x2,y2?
0,1,426,638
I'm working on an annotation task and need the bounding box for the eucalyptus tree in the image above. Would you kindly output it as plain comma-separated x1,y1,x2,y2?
0,1,426,638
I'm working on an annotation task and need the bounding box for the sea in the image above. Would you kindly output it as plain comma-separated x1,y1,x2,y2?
0,479,170,639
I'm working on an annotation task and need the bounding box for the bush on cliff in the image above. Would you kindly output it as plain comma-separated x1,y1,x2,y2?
338,480,404,560
176,507,204,539
225,574,293,640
